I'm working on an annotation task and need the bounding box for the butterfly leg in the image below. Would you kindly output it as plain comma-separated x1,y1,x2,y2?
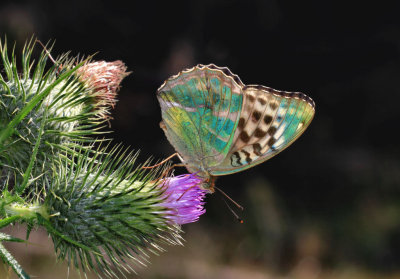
160,163,186,178
142,153,180,169
176,181,200,201
147,163,187,184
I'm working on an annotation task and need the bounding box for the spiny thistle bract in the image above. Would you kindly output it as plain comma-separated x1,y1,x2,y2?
0,39,207,278
42,146,206,277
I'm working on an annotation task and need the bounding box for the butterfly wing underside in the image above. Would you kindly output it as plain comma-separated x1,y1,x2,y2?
157,64,244,175
210,85,315,176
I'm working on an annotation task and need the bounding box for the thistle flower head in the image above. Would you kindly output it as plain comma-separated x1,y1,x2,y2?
77,60,130,119
39,146,207,277
159,174,207,225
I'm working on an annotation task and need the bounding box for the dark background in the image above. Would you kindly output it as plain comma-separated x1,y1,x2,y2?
1,1,400,278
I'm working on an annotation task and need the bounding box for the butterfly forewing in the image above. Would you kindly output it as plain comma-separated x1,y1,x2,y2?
157,64,244,175
210,85,315,175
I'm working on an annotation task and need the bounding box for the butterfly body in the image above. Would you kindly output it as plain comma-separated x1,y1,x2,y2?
157,64,315,192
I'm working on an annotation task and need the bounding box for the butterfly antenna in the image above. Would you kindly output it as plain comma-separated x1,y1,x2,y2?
220,195,244,223
214,186,244,210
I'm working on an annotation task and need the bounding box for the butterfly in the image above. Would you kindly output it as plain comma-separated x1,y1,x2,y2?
157,64,315,192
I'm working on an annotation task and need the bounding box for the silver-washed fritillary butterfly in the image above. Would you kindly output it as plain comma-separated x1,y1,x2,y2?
157,64,315,192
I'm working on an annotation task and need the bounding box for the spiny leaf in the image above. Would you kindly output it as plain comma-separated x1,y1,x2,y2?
0,216,21,229
0,232,25,243
0,243,30,279
17,106,48,194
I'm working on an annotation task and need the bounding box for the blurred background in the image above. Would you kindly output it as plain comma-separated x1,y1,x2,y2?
1,0,400,278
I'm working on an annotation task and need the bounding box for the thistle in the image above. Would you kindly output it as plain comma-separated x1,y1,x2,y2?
41,146,206,277
0,39,207,278
0,39,116,194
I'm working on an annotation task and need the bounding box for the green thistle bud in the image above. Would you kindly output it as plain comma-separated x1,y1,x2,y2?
0,39,129,195
39,147,206,277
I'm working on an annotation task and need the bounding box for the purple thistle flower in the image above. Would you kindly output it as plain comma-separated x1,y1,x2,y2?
159,174,207,225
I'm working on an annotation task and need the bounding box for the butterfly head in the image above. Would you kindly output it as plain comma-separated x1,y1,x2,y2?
195,175,216,193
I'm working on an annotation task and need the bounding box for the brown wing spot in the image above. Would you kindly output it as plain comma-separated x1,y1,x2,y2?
253,143,262,156
252,111,262,122
248,94,255,102
205,77,211,92
241,150,252,163
264,115,273,125
254,128,268,138
268,126,277,136
270,102,278,110
268,137,277,147
240,131,250,142
257,97,267,105
238,117,245,130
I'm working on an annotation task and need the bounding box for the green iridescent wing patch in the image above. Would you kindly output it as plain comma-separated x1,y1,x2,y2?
157,64,315,178
157,64,244,175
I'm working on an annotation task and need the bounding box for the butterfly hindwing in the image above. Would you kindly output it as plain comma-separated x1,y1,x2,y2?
210,85,315,175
